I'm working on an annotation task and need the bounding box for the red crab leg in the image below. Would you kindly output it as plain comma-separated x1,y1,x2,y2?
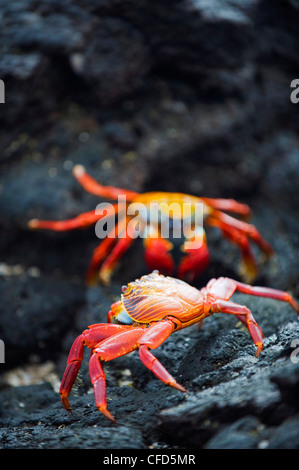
232,280,299,314
201,197,251,218
207,277,299,339
28,208,109,232
90,327,147,421
98,218,142,285
206,213,273,281
217,224,258,281
208,210,273,255
209,277,299,315
138,319,187,392
86,236,118,285
73,165,139,200
88,354,115,421
211,299,264,356
59,334,85,411
86,213,128,285
59,324,133,412
99,235,135,284
28,199,122,232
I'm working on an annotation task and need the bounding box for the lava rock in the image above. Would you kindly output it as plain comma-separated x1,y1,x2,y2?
0,273,85,366
0,0,299,451
204,415,267,449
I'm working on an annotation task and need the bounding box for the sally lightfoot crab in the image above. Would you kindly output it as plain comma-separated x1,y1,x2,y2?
28,165,273,285
59,271,299,422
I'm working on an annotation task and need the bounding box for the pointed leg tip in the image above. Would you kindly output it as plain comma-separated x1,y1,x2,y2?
28,219,39,229
60,394,72,412
171,382,187,393
99,407,117,423
73,164,86,177
290,299,299,315
255,343,263,357
99,270,111,286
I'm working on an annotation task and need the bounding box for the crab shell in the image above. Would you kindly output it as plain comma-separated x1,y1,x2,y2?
109,271,206,326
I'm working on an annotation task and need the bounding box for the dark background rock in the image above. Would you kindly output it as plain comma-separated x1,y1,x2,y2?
0,0,299,450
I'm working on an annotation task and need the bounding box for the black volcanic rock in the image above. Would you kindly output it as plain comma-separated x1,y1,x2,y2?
0,0,299,450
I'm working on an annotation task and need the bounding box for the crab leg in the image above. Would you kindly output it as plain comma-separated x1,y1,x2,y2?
73,165,138,200
86,235,118,285
90,327,147,421
59,324,133,412
233,280,299,314
216,223,258,281
207,277,299,338
207,210,273,255
89,354,115,422
59,334,85,411
28,197,123,232
99,239,135,285
211,299,264,356
209,277,299,315
99,218,142,285
201,197,251,218
206,211,273,281
28,209,108,232
86,213,128,284
138,319,187,392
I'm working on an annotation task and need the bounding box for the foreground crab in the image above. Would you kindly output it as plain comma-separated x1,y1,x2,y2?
59,271,299,422
28,165,273,285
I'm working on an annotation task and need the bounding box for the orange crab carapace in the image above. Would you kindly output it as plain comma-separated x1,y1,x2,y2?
59,271,299,422
28,165,273,285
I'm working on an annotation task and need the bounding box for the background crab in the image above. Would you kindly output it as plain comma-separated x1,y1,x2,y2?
1,0,299,451
28,165,273,285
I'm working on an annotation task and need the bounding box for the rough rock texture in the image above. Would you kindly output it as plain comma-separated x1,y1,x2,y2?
0,0,299,449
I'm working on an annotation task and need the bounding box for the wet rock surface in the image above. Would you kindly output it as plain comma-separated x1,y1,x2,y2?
0,0,299,450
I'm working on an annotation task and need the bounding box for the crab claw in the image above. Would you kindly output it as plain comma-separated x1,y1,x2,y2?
177,230,210,282
143,236,175,276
